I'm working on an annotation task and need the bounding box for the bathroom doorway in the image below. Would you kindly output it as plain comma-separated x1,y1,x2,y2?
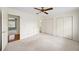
8,14,20,42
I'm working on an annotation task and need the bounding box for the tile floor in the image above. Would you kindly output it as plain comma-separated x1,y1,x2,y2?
4,33,79,51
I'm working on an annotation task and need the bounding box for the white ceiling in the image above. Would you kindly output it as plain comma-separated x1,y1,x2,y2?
10,7,79,15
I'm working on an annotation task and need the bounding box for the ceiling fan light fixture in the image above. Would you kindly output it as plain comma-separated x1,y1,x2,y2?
34,7,53,14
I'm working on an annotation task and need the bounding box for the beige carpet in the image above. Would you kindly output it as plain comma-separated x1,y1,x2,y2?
4,33,79,51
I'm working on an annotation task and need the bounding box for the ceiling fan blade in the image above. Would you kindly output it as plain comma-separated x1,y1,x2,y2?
44,8,53,11
44,12,48,14
34,8,41,10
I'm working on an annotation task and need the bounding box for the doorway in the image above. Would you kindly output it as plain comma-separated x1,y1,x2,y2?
8,14,20,42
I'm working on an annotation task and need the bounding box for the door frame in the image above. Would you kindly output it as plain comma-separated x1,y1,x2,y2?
8,14,20,42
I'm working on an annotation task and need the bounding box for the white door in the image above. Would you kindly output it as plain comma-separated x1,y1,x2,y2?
56,16,73,39
41,19,53,34
46,19,53,34
64,16,73,39
41,20,47,33
56,17,64,37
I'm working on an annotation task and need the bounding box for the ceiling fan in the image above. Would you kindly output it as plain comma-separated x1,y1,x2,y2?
34,7,53,14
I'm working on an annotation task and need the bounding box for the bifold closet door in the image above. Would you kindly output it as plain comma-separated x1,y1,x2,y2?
41,19,53,34
45,19,53,34
56,17,64,37
41,20,48,33
64,16,73,39
56,16,73,39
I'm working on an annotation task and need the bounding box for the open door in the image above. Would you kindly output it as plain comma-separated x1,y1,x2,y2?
8,14,20,42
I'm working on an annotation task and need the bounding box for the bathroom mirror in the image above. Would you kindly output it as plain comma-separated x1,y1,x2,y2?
8,14,20,33
8,18,16,30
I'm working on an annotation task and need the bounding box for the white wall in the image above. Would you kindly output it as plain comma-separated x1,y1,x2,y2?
7,8,40,39
2,7,41,50
2,8,8,50
41,9,79,41
0,8,2,50
77,10,79,41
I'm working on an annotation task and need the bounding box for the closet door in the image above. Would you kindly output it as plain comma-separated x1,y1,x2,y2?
41,19,47,33
41,19,53,34
46,19,53,34
56,16,73,39
64,16,73,39
56,17,64,37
